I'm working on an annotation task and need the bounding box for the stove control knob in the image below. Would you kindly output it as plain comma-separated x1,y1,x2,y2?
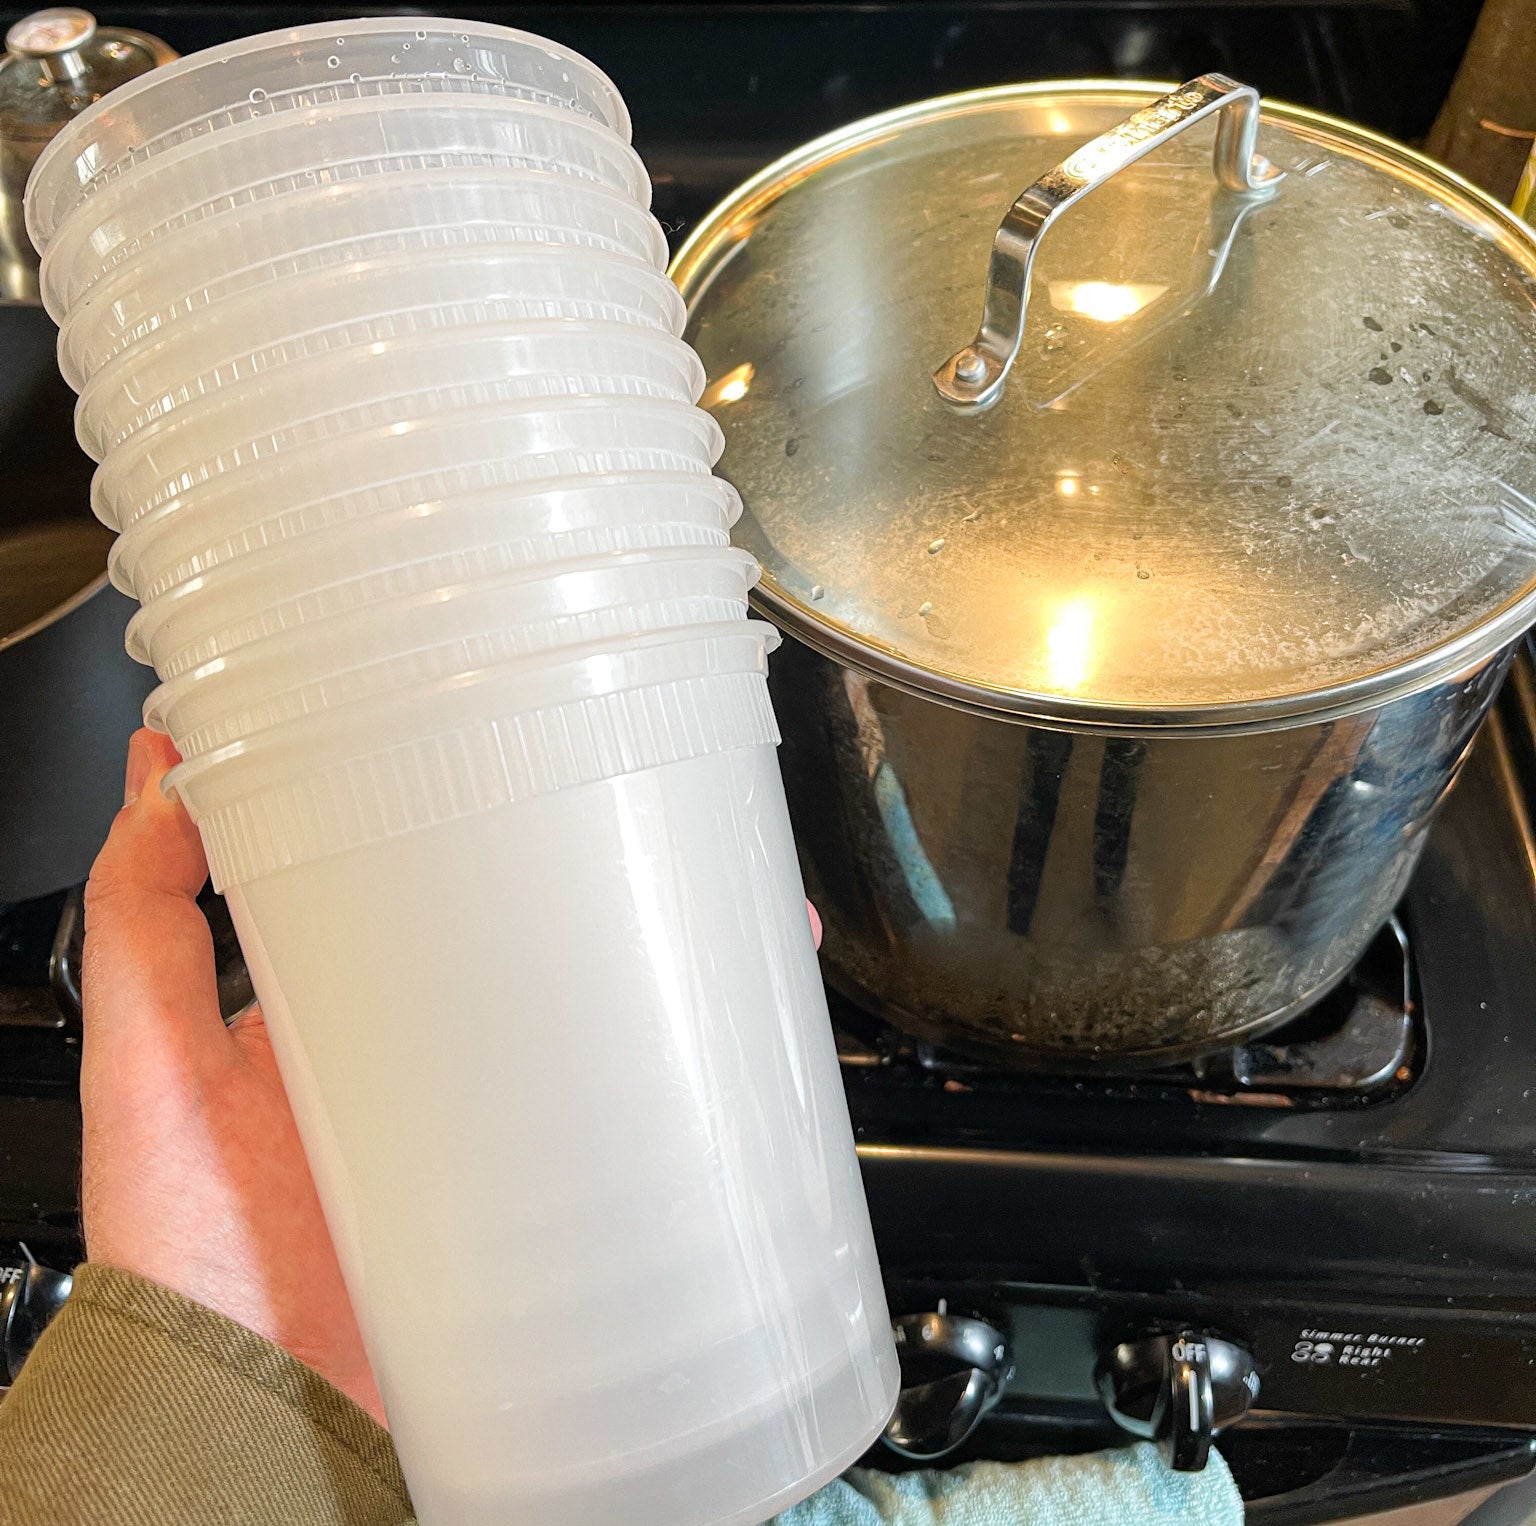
883,1311,1012,1460
0,1256,73,1383
1094,1331,1258,1472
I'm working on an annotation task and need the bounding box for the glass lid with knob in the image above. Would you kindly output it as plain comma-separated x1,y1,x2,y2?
673,76,1536,728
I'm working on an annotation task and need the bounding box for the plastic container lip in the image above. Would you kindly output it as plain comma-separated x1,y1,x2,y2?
55,181,669,352
77,317,707,461
115,480,741,605
126,540,761,665
156,596,758,759
29,16,632,243
44,127,652,312
58,240,687,393
139,540,756,720
164,618,779,791
41,163,668,320
93,393,727,532
42,92,648,258
109,470,743,596
144,565,761,743
97,402,724,537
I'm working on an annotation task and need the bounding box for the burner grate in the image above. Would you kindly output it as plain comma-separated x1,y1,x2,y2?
832,917,1419,1110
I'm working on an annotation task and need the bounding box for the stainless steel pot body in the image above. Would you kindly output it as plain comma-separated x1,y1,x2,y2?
768,630,1515,1065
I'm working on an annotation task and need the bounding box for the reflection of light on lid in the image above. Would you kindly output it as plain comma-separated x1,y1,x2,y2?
1056,471,1081,497
1045,598,1095,692
1046,110,1073,134
1047,280,1168,324
706,361,755,407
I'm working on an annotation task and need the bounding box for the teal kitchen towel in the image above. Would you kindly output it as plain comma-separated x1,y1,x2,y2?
774,1444,1243,1526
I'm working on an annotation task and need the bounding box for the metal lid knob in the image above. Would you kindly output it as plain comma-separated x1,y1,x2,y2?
6,8,96,82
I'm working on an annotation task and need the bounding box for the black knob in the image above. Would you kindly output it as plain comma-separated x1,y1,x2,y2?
1094,1331,1258,1472
0,1255,73,1383
883,1311,1012,1461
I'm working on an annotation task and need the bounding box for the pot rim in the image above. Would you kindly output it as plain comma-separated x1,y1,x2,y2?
674,80,1536,735
0,569,108,655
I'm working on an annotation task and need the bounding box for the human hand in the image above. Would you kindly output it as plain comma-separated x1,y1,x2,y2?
80,728,386,1423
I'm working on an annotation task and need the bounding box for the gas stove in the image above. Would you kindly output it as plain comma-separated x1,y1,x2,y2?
0,0,1520,1519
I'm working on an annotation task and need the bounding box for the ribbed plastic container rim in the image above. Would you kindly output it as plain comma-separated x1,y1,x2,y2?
125,541,759,666
155,591,755,756
29,16,632,244
43,91,648,261
41,165,668,322
59,240,687,394
82,316,706,465
109,469,741,595
167,622,781,890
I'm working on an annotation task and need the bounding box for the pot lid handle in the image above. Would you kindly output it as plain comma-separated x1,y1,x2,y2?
932,73,1284,412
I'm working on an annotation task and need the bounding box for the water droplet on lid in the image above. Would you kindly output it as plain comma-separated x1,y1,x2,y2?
917,601,934,618
249,87,267,102
401,41,411,50
335,37,344,45
416,29,427,38
562,72,571,83
810,584,825,601
327,55,339,67
1136,568,1151,580
927,537,946,554
349,73,360,84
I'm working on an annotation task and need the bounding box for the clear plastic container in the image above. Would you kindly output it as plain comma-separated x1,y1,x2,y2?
160,618,896,1526
144,551,761,751
41,165,668,320
60,242,685,393
95,395,726,533
113,471,742,601
28,17,632,245
124,540,755,673
46,93,646,262
78,319,705,460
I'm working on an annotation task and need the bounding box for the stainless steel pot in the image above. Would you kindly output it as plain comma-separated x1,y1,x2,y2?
673,76,1536,1065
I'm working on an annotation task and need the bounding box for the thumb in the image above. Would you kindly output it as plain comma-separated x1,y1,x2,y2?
82,730,223,1058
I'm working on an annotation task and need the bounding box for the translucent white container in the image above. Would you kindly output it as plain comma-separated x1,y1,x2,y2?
113,470,741,601
78,319,706,460
46,93,646,267
41,165,668,321
95,396,725,534
163,621,898,1526
28,17,632,245
67,242,684,400
129,539,758,675
144,553,761,753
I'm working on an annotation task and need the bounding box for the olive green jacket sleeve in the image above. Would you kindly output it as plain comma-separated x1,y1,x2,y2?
0,1263,415,1526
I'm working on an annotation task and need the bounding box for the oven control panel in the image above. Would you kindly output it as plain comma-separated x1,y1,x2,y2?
888,1285,1536,1445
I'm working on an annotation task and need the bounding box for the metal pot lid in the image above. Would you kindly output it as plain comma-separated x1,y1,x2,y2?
0,10,174,122
673,77,1536,728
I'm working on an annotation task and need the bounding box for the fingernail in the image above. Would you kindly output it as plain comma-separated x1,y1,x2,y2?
806,900,823,950
123,730,152,807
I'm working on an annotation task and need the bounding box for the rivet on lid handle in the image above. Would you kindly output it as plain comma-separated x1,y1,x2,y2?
933,73,1284,412
6,8,95,82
